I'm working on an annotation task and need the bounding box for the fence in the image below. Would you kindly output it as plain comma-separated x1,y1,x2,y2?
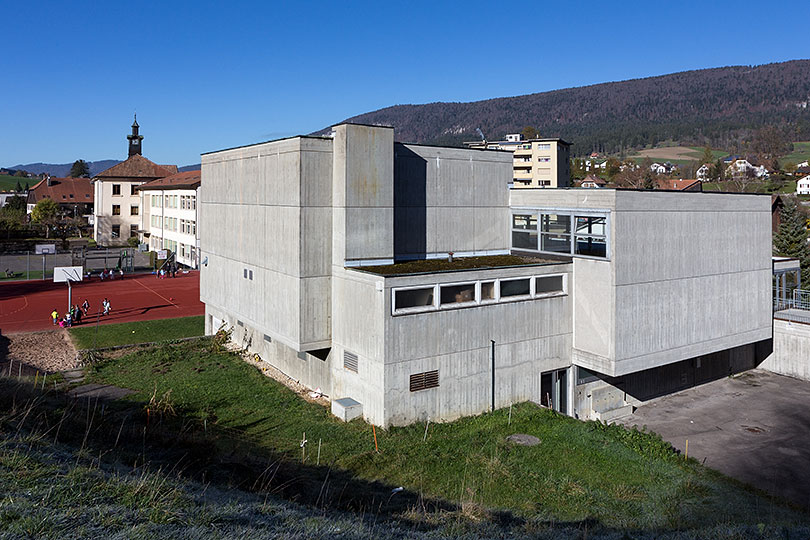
0,248,152,281
773,288,810,325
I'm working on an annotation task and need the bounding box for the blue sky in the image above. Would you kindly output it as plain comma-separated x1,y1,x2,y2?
3,0,809,167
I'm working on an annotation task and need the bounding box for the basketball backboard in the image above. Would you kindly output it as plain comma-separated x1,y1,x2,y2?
54,266,83,283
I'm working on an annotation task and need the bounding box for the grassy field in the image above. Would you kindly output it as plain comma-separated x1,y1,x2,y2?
625,146,730,169
83,340,806,531
70,315,204,349
781,141,810,165
0,174,26,191
702,179,797,194
0,270,47,281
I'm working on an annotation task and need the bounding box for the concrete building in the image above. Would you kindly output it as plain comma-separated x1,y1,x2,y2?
465,134,571,188
137,170,201,268
200,123,772,427
92,118,177,247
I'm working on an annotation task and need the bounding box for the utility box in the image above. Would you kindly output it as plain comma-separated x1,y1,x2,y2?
331,397,362,422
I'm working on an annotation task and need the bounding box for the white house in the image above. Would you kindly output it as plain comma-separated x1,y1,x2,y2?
696,164,712,181
797,175,810,195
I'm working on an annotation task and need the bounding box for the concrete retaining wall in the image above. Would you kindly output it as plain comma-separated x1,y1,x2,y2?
761,318,810,380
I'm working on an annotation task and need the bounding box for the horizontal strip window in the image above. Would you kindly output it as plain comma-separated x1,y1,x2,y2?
392,274,566,315
410,370,439,392
511,209,610,260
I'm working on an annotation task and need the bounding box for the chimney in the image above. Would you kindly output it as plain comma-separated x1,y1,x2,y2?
46,175,52,187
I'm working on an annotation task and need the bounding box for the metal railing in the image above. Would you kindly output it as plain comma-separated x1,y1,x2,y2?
773,288,810,325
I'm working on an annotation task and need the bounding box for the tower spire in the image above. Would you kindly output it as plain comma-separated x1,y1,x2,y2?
127,114,143,157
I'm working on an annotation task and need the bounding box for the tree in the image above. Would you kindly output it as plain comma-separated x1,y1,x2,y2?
5,195,26,213
69,159,91,178
31,199,59,238
14,180,22,192
604,157,621,178
14,170,27,178
700,146,714,165
773,198,810,285
521,126,538,140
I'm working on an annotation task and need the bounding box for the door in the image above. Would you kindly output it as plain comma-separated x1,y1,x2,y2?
540,368,569,414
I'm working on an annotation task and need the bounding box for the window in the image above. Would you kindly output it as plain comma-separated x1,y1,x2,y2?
574,216,607,257
500,278,531,298
537,143,551,150
410,370,439,392
540,214,570,253
111,225,120,238
130,205,139,215
535,275,564,295
112,184,121,196
511,213,538,250
344,351,358,373
112,205,120,215
191,196,196,210
440,283,476,305
394,287,435,311
130,224,138,238
480,281,496,301
130,184,137,195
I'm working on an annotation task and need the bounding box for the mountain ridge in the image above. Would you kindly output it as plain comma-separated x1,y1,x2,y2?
319,59,810,155
7,161,201,177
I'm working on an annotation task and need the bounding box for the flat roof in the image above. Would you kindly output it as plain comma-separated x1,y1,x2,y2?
350,254,568,277
511,186,773,197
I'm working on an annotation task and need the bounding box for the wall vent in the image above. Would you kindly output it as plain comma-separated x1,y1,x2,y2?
237,320,244,327
343,351,358,373
263,334,272,343
410,370,439,392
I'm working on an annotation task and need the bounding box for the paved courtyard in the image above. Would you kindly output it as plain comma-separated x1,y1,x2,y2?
622,369,810,510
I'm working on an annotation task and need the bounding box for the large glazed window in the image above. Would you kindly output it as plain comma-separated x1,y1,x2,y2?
500,278,531,298
512,209,609,259
535,275,564,294
394,287,434,311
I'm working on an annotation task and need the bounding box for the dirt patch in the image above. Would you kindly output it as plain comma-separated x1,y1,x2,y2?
0,330,79,373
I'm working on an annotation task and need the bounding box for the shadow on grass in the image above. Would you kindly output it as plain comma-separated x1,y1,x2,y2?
0,377,550,534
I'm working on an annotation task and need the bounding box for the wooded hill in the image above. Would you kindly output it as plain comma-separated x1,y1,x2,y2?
320,60,810,156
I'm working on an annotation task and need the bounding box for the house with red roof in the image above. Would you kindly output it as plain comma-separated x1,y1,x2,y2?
26,176,94,218
92,117,177,246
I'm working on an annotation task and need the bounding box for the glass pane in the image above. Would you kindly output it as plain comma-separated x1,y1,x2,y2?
500,278,530,297
512,214,537,230
535,275,563,294
481,281,495,300
575,216,606,236
540,233,570,253
512,230,538,250
540,214,570,234
395,288,434,310
440,283,476,305
575,236,607,257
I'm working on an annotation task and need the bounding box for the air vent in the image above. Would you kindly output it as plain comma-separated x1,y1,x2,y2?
264,334,272,343
410,370,439,392
343,351,358,373
237,320,244,327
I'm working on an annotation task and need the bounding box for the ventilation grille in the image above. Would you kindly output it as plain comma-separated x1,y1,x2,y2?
343,351,358,373
410,370,439,392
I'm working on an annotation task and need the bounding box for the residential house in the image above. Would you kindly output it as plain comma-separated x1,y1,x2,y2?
26,176,93,219
580,174,607,188
199,123,772,427
92,117,177,246
654,178,702,191
696,163,712,181
797,175,810,195
137,170,201,268
464,134,571,188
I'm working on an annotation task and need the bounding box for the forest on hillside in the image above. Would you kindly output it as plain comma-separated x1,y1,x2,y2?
322,60,810,156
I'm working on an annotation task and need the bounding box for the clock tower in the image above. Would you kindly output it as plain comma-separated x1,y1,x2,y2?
127,115,144,157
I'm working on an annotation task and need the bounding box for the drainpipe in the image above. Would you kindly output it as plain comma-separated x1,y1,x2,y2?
491,340,496,412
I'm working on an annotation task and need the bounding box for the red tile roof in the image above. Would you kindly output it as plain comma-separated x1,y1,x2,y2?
27,177,93,205
94,154,176,179
654,178,702,191
136,170,201,191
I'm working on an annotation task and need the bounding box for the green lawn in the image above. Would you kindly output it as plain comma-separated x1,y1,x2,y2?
86,340,804,529
687,147,729,162
70,315,204,349
781,141,810,166
0,270,47,281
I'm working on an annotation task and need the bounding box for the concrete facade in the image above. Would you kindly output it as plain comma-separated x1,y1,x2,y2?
761,318,810,380
200,124,773,427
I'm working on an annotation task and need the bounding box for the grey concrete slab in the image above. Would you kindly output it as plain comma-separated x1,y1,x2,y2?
68,383,134,400
621,369,810,509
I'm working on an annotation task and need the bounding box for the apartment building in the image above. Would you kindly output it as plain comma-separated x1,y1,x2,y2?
199,123,771,427
92,118,177,246
465,134,571,188
137,170,201,268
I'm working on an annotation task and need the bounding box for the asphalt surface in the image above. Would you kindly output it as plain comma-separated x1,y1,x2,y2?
622,369,810,510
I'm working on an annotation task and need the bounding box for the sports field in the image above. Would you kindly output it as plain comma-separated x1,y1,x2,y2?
0,271,204,334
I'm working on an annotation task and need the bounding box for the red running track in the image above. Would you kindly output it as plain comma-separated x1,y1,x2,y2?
0,271,204,334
